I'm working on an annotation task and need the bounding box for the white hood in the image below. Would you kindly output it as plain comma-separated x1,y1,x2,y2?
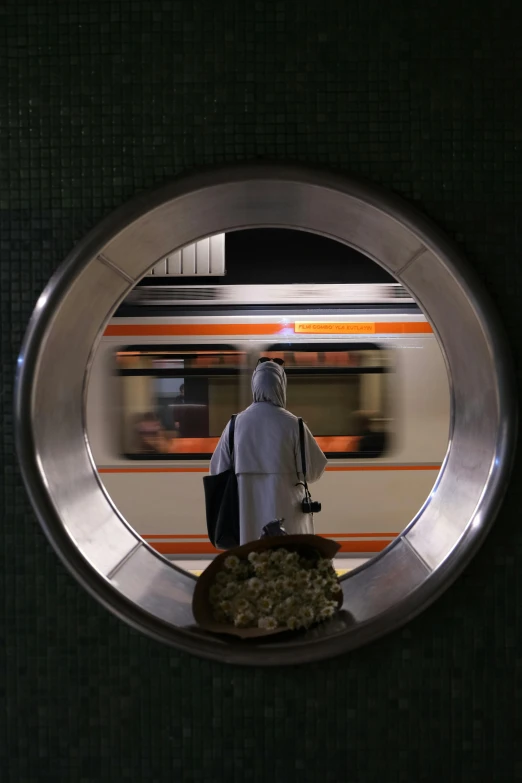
251,361,287,408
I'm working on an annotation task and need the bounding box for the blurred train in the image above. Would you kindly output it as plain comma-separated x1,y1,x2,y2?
86,282,450,559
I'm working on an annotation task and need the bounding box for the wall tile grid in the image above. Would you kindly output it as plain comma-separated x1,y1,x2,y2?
2,1,522,781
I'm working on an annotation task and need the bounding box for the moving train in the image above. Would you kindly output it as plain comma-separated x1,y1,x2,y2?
86,282,450,560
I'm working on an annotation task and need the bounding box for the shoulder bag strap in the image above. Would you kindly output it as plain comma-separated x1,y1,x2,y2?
298,417,307,480
228,415,237,469
298,417,312,503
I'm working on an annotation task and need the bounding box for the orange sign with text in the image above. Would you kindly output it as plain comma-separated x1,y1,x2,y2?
294,322,376,334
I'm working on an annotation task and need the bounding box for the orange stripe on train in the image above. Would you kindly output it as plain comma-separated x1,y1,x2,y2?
146,540,395,555
142,532,399,540
98,464,441,474
104,321,433,337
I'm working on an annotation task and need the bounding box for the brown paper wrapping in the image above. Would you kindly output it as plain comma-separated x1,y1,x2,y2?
192,534,343,638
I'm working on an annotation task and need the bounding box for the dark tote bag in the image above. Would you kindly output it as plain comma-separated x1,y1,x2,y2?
203,415,240,550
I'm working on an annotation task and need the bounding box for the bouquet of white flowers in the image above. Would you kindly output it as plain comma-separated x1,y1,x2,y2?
192,534,343,638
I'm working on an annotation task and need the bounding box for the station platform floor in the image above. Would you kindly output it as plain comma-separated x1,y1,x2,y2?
170,556,369,577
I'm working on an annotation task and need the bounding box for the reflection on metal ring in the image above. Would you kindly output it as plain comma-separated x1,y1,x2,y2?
14,164,517,665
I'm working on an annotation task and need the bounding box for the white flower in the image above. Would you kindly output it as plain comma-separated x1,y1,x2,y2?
207,547,339,633
257,595,273,613
252,561,270,577
312,571,328,588
246,577,263,597
295,571,311,587
232,597,248,611
224,555,241,571
301,606,315,623
302,588,319,602
221,582,239,599
274,603,289,622
277,576,293,593
209,585,223,603
235,565,251,581
234,610,255,627
258,616,278,630
319,605,335,620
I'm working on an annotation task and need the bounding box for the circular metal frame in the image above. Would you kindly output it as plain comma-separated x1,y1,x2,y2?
15,165,517,665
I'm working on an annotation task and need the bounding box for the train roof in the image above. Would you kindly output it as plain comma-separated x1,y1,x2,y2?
123,282,415,307
120,230,419,314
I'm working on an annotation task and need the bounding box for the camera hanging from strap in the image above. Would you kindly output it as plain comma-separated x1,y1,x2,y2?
298,418,321,514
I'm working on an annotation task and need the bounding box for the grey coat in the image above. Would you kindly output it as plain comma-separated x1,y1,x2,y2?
210,361,327,543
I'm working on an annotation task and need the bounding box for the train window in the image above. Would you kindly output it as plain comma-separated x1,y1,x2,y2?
263,343,392,457
117,346,246,458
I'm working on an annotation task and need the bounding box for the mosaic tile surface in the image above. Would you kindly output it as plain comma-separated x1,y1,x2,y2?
2,1,522,780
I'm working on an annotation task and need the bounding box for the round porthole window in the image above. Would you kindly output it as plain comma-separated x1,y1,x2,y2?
15,165,516,665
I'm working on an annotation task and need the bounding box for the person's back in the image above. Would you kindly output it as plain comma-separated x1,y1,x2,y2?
210,359,327,543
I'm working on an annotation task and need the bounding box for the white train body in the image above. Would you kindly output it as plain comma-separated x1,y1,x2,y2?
86,284,450,558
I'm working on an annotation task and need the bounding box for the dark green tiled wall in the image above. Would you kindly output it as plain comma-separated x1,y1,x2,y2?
2,1,522,780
